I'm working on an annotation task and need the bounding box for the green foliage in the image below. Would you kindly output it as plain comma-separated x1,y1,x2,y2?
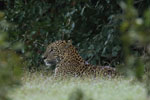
4,0,122,68
68,88,92,100
0,12,23,100
120,0,150,98
5,0,149,69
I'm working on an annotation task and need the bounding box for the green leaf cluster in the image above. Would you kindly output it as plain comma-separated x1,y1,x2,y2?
120,0,150,98
0,12,23,100
4,0,122,68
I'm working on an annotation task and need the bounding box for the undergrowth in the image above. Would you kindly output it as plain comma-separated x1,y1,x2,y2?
8,72,146,100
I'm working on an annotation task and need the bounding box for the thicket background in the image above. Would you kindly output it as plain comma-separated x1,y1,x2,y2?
0,0,149,69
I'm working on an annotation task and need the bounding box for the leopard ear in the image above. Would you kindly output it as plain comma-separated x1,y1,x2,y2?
65,40,72,49
67,40,72,45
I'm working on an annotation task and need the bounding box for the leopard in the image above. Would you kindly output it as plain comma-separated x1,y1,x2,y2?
42,40,118,78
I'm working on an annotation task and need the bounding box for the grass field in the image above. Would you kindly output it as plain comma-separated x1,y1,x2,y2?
9,72,146,100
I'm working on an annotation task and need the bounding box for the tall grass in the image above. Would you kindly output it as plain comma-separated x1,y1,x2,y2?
9,72,146,100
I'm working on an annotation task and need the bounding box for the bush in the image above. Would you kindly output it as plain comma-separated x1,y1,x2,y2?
4,0,122,68
120,0,150,98
0,12,23,100
5,0,149,69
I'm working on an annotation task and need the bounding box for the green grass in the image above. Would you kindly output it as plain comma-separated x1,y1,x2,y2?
9,72,146,100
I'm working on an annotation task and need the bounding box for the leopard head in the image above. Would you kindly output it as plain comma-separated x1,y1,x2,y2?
42,40,72,66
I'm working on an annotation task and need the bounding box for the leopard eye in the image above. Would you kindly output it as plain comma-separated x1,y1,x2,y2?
49,49,53,52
